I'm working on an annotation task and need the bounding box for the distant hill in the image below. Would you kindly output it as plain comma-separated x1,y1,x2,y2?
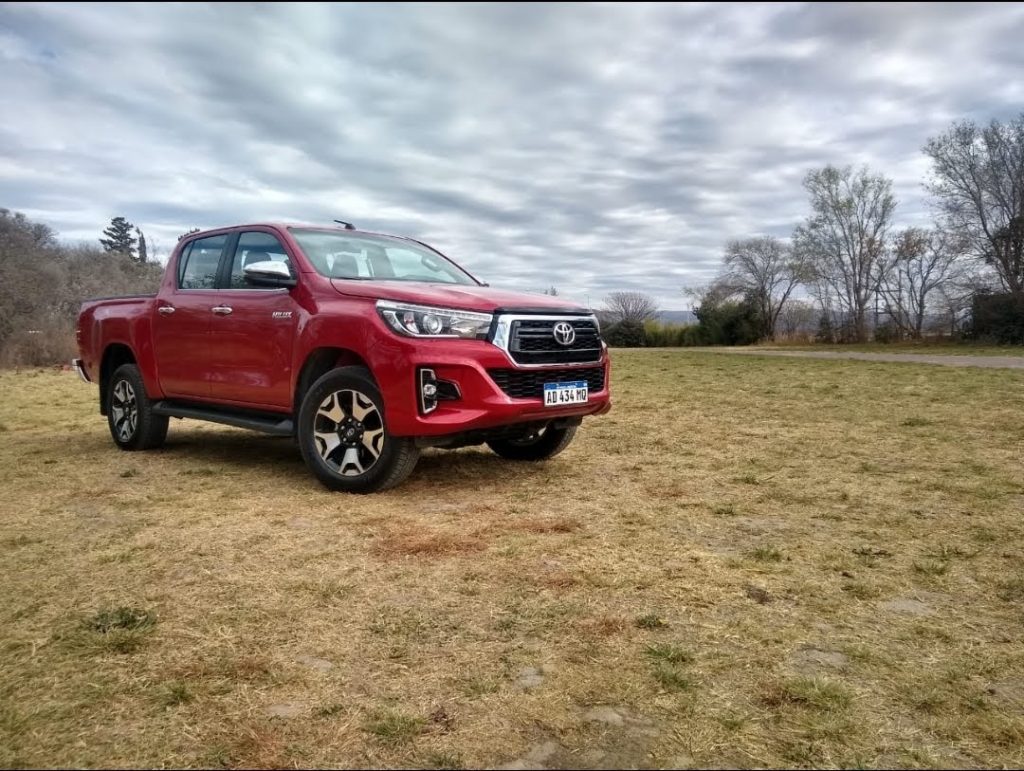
657,310,696,324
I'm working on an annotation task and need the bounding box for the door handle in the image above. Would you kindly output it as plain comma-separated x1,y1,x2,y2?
211,305,233,316
158,305,175,315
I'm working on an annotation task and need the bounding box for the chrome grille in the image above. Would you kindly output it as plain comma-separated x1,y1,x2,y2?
508,318,601,365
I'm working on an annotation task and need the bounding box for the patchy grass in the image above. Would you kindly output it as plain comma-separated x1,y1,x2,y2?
996,578,1024,602
85,606,156,634
158,680,194,708
749,545,784,563
901,416,932,427
645,642,694,665
652,662,694,692
374,527,486,558
913,559,950,577
634,613,668,630
1,353,1023,768
62,606,158,654
364,709,425,746
767,677,853,712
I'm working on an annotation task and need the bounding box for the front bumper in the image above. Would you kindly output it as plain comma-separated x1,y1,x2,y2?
71,358,91,383
373,337,612,437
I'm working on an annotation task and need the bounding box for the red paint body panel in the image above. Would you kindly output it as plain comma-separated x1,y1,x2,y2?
329,278,587,313
76,223,612,437
152,291,212,398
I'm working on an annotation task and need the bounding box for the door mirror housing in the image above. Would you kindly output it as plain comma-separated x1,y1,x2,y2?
243,261,297,288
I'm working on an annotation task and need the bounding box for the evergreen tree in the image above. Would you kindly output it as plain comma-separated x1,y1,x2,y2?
136,227,148,263
99,217,136,258
178,227,201,241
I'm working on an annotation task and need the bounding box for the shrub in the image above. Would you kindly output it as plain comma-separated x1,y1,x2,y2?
643,320,693,347
1,209,163,367
692,295,763,346
873,321,902,343
970,292,1024,344
604,319,646,347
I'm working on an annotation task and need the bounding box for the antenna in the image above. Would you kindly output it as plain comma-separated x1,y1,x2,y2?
333,219,355,230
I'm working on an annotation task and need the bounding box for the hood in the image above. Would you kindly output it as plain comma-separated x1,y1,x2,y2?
330,279,590,314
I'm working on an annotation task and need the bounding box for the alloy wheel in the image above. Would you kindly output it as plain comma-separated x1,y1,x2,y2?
111,379,138,442
313,389,385,476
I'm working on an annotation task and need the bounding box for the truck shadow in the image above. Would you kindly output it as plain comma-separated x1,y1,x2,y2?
163,430,308,481
156,428,527,488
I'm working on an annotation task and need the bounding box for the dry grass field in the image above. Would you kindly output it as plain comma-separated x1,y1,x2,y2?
1,350,1023,769
757,341,1024,357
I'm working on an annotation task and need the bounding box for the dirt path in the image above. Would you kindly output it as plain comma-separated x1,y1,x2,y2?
701,348,1024,369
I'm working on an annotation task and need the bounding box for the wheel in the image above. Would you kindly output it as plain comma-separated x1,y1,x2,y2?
297,366,419,493
487,424,578,461
107,364,168,450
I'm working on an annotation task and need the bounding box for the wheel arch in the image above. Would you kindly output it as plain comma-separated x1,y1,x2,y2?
99,343,137,415
294,347,372,416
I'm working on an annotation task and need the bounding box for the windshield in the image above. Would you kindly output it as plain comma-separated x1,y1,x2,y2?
289,229,479,285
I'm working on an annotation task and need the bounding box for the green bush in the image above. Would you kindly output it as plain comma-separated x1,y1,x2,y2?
681,325,703,346
873,321,902,343
604,319,646,347
643,320,693,347
692,296,763,346
971,292,1024,344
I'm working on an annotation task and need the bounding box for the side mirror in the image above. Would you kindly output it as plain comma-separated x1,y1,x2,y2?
243,261,296,288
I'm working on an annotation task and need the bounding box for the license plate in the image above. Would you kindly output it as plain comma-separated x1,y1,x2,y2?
543,380,588,407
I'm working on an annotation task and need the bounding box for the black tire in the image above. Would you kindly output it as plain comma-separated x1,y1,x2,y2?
297,366,419,493
106,363,169,450
487,424,578,461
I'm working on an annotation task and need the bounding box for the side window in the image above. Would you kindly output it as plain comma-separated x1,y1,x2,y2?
179,235,227,289
175,242,193,286
228,231,293,289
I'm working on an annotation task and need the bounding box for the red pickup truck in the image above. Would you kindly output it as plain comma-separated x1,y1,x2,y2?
75,223,611,492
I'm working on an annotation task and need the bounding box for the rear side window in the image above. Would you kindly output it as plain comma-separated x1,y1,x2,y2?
178,234,227,289
227,231,293,289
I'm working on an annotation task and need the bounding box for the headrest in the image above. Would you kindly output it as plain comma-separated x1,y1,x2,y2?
332,253,359,277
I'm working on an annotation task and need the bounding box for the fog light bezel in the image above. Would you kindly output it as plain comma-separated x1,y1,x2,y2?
418,367,462,415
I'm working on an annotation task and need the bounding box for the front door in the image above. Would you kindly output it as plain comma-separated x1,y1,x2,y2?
207,230,297,410
152,233,229,399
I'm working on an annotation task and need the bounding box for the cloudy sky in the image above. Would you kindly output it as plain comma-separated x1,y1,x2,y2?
1,3,1022,309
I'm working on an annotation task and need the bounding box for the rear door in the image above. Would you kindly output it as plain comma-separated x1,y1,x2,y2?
207,230,298,409
152,234,229,398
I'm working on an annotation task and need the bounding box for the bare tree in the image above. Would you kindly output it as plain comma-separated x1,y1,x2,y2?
722,236,808,340
794,165,897,342
924,114,1024,293
601,291,659,325
877,228,965,339
776,299,817,341
934,266,999,337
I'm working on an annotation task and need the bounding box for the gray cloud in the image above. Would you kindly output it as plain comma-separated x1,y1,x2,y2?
1,2,1022,309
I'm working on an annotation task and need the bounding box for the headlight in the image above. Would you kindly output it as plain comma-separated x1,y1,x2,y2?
376,300,493,339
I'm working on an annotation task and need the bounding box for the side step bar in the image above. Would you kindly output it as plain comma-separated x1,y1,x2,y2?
152,401,294,436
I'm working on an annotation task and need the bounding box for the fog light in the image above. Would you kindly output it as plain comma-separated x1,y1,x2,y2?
418,367,462,415
419,368,439,414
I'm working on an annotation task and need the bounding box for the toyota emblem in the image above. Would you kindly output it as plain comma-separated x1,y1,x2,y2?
552,322,576,346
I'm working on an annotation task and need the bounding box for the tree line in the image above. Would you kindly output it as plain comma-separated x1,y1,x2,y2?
0,211,164,366
600,112,1024,346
